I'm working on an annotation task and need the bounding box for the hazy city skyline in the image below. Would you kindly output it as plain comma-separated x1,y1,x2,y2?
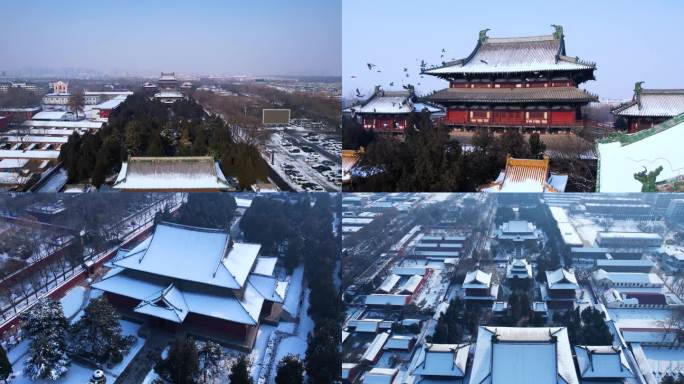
343,0,684,100
1,0,341,77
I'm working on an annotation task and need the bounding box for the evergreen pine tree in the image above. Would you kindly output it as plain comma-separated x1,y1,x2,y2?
21,298,70,380
0,344,12,382
229,355,252,384
156,337,199,384
275,355,304,384
69,296,135,364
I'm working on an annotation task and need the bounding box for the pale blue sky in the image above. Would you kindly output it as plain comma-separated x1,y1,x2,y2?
1,0,341,77
343,0,684,100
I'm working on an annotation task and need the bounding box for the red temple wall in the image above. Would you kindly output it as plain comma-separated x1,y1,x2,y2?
550,111,576,124
627,117,668,133
185,313,248,339
446,109,468,123
444,108,578,126
362,116,407,132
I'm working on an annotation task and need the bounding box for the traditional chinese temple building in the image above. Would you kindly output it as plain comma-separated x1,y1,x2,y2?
92,222,288,349
611,82,684,133
154,72,185,103
113,156,236,192
348,86,442,136
481,155,567,192
542,268,579,309
423,26,597,133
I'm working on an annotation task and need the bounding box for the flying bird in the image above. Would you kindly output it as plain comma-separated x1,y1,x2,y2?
350,75,357,79
480,60,488,64
355,88,364,98
389,82,394,86
403,67,408,72
366,63,376,70
442,48,446,53
420,60,427,68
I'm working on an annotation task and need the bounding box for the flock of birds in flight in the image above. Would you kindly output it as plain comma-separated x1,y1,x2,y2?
352,48,456,99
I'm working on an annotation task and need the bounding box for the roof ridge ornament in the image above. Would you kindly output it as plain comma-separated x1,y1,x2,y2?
479,28,490,44
634,81,645,109
551,24,564,40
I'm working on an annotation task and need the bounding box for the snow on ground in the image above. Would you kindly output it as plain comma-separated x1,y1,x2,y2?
269,288,314,382
11,359,100,384
283,265,304,317
412,269,449,311
108,320,145,377
9,319,143,384
59,286,86,320
249,324,276,382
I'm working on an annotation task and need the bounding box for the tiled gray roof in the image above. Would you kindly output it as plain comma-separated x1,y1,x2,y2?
426,87,597,104
612,89,684,117
424,34,595,75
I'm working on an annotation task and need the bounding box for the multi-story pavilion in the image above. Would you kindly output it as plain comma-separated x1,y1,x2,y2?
423,26,597,133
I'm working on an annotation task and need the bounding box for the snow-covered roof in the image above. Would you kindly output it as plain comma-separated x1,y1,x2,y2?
597,113,684,192
365,294,409,306
0,149,60,159
363,367,397,384
253,256,278,276
469,326,579,384
398,275,423,294
134,283,189,323
393,266,427,276
113,222,259,290
592,270,664,286
1,135,68,144
113,156,234,191
424,32,594,76
248,274,286,303
31,111,67,121
94,95,127,110
613,89,684,117
463,269,492,288
384,335,414,350
362,332,390,362
92,268,265,325
0,158,29,169
412,343,469,378
354,319,382,333
574,345,634,379
22,120,103,129
546,268,579,289
596,231,662,241
501,220,534,234
353,90,413,115
378,274,401,293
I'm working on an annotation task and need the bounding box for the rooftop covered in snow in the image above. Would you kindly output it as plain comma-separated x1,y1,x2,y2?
112,222,259,290
469,326,579,384
113,156,235,191
613,88,684,118
423,27,595,81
